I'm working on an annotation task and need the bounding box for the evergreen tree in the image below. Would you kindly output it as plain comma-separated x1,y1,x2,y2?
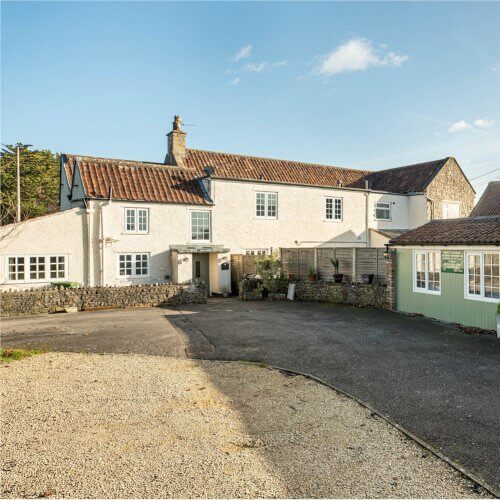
0,145,60,225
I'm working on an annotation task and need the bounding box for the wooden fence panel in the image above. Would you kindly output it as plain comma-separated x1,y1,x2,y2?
281,249,298,276
280,247,386,283
231,254,259,293
317,248,336,280
355,248,386,283
297,249,315,279
336,248,354,281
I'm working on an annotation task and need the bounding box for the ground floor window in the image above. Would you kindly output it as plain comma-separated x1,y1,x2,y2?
245,249,268,256
465,252,499,301
413,250,441,294
117,253,150,278
7,255,67,282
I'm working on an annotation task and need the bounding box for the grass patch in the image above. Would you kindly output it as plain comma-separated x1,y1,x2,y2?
0,348,43,363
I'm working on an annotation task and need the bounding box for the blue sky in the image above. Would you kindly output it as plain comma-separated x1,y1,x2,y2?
2,1,500,195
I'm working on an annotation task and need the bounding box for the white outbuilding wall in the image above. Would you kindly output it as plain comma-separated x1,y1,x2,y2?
0,208,87,290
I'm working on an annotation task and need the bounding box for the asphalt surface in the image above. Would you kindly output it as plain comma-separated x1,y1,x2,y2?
1,307,186,357
166,299,500,493
2,300,499,492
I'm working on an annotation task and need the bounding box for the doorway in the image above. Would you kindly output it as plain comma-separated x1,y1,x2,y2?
192,253,209,287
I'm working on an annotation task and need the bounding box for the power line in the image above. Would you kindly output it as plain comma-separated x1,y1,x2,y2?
470,167,500,181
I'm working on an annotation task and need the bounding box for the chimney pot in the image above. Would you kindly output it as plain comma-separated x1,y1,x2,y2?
165,114,187,166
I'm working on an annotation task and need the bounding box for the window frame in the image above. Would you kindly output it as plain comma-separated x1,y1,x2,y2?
116,252,150,278
442,201,461,219
245,249,268,256
464,251,500,303
190,210,211,242
255,191,278,220
325,196,343,221
375,202,392,221
412,250,441,295
124,207,149,234
6,255,68,283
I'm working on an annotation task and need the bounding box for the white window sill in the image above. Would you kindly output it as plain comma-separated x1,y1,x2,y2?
123,232,149,235
413,287,441,296
464,294,499,303
323,219,343,222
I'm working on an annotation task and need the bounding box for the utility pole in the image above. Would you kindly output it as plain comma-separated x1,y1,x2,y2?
1,143,32,223
16,146,21,223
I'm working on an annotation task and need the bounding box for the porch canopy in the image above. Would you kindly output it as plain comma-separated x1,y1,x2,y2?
169,244,229,254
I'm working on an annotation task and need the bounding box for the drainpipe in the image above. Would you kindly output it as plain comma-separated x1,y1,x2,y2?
365,181,370,248
83,199,92,287
99,187,113,286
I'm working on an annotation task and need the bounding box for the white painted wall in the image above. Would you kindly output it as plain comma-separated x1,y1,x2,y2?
210,179,417,252
407,195,429,228
0,208,87,290
1,178,430,291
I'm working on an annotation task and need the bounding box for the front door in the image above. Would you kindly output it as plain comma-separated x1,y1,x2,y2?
192,253,209,287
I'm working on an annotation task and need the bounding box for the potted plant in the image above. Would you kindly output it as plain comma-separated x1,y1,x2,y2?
331,258,343,283
306,266,317,282
362,273,374,284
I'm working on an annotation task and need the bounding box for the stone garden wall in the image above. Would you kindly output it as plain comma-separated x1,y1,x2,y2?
294,281,391,309
0,283,207,317
240,251,397,310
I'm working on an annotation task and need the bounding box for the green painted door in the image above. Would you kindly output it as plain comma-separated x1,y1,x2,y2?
192,253,209,286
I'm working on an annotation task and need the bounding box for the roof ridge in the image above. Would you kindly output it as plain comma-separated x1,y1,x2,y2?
367,157,450,176
65,153,196,173
187,148,372,174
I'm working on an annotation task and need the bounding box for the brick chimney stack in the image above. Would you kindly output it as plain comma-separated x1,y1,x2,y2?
165,115,187,166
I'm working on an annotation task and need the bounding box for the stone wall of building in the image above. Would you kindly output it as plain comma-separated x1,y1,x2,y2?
0,283,207,317
425,158,475,219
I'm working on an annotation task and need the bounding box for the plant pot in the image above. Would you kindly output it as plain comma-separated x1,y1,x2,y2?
288,273,295,281
306,274,317,282
362,273,374,284
333,273,343,283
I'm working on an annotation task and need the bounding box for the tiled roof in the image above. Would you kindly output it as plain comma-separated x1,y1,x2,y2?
390,216,500,246
183,149,371,189
63,150,458,205
64,155,209,205
360,158,450,193
469,181,500,217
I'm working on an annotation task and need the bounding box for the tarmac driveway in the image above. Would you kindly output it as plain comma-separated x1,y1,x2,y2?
2,299,499,493
166,299,500,493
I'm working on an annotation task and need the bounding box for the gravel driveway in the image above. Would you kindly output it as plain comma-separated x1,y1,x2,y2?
1,353,486,498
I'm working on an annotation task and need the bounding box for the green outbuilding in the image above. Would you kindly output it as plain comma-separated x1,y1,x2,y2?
390,216,499,332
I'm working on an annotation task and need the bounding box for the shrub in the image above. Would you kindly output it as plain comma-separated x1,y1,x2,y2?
254,253,289,294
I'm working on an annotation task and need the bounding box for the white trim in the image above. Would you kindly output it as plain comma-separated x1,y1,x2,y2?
324,196,343,222
412,249,441,295
255,191,278,219
115,252,151,278
190,209,212,242
5,254,69,284
123,207,149,234
374,202,392,221
464,251,500,303
442,200,461,219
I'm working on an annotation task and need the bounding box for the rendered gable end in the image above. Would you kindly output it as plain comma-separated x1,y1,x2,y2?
424,158,475,219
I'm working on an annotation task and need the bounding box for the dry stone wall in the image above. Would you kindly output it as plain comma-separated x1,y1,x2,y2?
0,283,207,317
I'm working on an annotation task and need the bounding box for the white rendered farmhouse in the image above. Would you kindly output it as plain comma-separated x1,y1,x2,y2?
0,116,475,292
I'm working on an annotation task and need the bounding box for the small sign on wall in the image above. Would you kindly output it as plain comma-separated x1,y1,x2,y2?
441,250,464,274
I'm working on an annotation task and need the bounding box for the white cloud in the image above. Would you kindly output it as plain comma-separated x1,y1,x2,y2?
316,38,408,76
273,61,287,68
233,44,252,61
474,118,495,129
228,77,240,85
448,120,472,133
245,62,267,73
